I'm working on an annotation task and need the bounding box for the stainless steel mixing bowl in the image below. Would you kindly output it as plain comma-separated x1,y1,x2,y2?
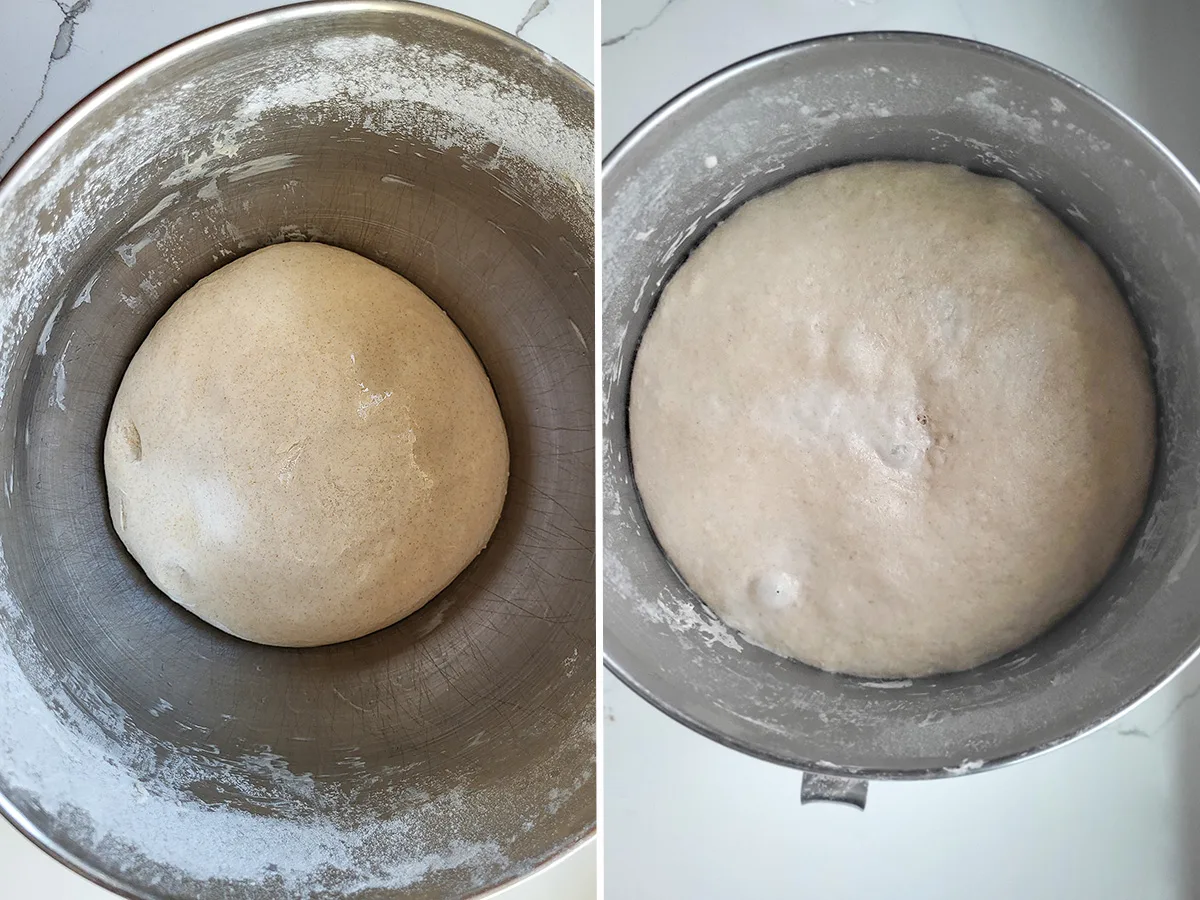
0,3,593,897
603,33,1200,787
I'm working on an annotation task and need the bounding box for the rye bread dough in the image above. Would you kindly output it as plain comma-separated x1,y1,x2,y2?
629,161,1156,678
105,242,508,647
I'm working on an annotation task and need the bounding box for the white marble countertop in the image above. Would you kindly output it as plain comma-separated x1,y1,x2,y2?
0,1,594,898
603,1,1200,898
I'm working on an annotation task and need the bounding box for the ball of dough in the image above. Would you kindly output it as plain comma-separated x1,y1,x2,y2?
105,242,508,647
630,161,1156,678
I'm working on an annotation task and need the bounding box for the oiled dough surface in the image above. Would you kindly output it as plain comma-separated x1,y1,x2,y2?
630,162,1155,678
105,242,508,647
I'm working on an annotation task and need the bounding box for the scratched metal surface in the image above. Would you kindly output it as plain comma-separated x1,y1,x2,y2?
0,3,594,898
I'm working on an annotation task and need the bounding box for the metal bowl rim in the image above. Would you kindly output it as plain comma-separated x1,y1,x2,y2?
0,1,594,896
601,29,1200,780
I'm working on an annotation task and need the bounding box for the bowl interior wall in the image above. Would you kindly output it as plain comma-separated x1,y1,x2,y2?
603,34,1200,776
0,6,594,898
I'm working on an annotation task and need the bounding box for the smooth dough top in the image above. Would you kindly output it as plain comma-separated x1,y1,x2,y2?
629,161,1156,678
105,242,508,647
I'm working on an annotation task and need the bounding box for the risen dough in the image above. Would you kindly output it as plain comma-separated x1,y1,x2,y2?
105,242,508,647
630,161,1155,678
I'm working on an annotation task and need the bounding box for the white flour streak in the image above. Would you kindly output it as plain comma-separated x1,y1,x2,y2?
0,22,592,897
944,759,985,775
226,154,299,183
226,35,591,229
638,590,742,652
129,191,181,231
72,271,100,308
959,86,1045,142
1167,528,1200,586
116,234,155,267
35,295,64,356
49,340,70,410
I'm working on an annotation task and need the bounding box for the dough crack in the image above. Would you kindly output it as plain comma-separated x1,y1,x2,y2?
276,440,305,485
119,419,142,461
